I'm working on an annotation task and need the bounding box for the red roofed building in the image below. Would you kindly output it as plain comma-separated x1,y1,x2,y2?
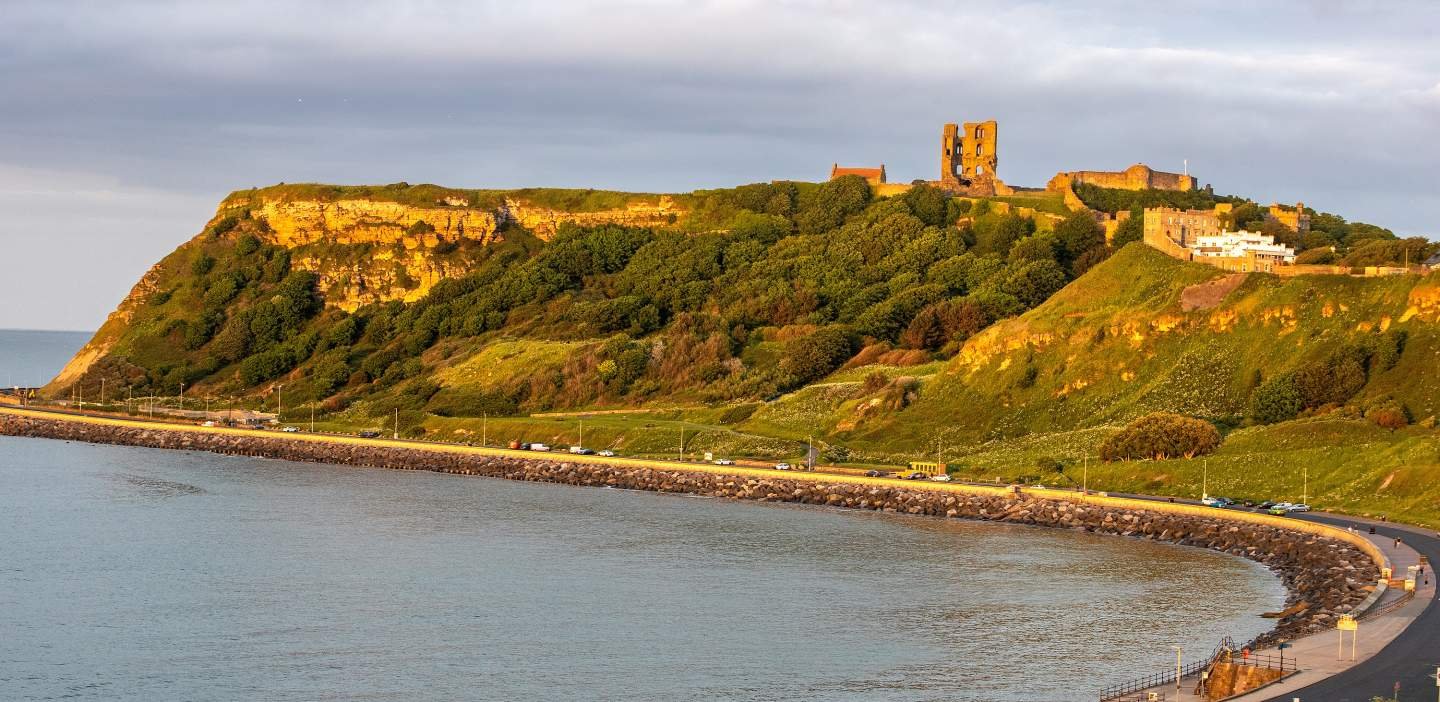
829,164,886,185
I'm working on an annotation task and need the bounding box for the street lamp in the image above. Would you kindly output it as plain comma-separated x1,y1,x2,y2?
1172,646,1183,693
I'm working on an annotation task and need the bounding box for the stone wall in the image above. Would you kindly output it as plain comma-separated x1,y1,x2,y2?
0,411,1379,647
1048,164,1198,193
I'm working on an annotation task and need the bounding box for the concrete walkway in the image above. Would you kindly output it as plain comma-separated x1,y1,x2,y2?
1125,530,1432,702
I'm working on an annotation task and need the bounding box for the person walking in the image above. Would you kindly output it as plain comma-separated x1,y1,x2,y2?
1394,536,1402,549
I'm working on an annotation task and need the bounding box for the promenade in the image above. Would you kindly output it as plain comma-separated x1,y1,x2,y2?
1127,530,1430,702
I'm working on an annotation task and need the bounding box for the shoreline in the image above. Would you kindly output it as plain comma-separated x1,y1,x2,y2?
0,405,1385,651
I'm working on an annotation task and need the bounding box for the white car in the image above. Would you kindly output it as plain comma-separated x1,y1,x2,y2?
713,459,735,466
1201,496,1226,507
1288,503,1311,513
529,443,551,452
281,426,300,433
598,450,616,457
929,474,953,482
1272,502,1294,512
774,463,792,471
569,446,595,455
201,421,217,427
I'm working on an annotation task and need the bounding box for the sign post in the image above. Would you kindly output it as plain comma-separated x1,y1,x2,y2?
1337,615,1358,661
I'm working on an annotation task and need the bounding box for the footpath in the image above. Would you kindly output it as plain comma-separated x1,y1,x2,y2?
1127,529,1432,702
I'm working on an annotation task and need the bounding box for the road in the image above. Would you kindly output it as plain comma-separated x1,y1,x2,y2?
1261,512,1440,702
4,405,1434,699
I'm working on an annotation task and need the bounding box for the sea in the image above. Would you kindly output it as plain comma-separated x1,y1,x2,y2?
0,329,1285,701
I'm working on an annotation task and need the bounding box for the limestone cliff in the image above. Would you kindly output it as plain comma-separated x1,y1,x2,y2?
224,189,684,311
46,183,689,391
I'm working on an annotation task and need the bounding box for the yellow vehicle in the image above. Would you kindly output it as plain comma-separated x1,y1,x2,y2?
907,461,947,478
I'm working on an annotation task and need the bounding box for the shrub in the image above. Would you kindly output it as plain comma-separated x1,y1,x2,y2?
1365,399,1411,430
779,326,855,386
1100,413,1222,461
717,403,760,425
1251,375,1303,424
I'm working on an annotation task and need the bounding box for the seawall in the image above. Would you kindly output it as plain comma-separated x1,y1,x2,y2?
0,408,1380,646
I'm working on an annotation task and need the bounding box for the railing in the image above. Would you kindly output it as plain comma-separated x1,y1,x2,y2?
1098,658,1211,701
1360,588,1416,620
1108,693,1165,702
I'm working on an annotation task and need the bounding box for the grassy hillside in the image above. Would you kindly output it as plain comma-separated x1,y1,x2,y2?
49,178,1440,523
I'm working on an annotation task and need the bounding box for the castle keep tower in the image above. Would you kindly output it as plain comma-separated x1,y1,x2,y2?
940,120,998,192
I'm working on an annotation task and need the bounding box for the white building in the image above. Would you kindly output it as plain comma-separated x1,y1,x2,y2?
1187,230,1296,272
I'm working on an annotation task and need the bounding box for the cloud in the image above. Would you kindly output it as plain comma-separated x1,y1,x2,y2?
0,0,1437,329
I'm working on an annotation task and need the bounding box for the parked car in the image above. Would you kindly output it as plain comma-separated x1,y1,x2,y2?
929,474,953,482
598,450,616,457
529,443,551,452
1272,502,1294,512
864,470,884,477
1256,501,1277,510
1268,506,1290,516
570,446,595,455
774,463,792,471
281,426,300,433
713,458,734,465
358,430,380,438
1288,503,1311,513
1201,496,1227,507
904,472,927,480
201,421,216,427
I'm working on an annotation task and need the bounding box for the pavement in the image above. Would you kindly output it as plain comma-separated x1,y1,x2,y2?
1125,527,1430,702
1258,513,1440,702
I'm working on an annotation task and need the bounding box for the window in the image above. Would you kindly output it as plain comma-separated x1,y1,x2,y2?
976,166,984,175
976,145,983,156
975,127,984,139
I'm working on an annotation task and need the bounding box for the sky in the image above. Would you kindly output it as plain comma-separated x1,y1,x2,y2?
1,0,1438,331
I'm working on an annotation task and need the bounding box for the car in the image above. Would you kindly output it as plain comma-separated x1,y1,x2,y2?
864,470,884,477
529,443,551,452
598,450,616,457
1272,502,1294,512
904,472,927,480
281,426,300,433
929,474,953,482
774,463,792,471
1288,503,1311,513
358,430,381,438
1201,496,1226,507
1256,501,1277,510
569,446,595,455
201,421,216,427
713,458,734,465
1268,506,1290,516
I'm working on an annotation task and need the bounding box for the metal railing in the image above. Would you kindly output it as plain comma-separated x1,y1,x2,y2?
1098,658,1211,701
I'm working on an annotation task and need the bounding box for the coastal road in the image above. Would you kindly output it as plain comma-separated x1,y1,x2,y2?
1262,513,1440,702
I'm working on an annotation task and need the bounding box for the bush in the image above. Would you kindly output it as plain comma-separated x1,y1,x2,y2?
779,326,855,386
1365,399,1410,430
717,403,760,425
1100,412,1222,461
1251,375,1303,424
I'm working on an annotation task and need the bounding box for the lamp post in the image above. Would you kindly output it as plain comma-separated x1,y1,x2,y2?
276,384,283,424
1173,645,1183,693
1203,458,1208,500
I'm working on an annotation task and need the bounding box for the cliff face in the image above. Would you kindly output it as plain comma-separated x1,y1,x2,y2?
230,191,683,311
46,184,689,391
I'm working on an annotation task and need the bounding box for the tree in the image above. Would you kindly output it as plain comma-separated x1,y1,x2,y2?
1251,375,1302,424
971,213,1033,256
1053,210,1105,269
902,184,951,227
795,176,871,235
779,326,856,385
1001,260,1069,309
1008,233,1059,264
1099,412,1222,460
1111,208,1145,247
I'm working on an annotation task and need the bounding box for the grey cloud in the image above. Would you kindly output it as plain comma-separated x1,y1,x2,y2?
0,0,1436,331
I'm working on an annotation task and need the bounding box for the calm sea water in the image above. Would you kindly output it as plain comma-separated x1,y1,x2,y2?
0,332,1285,701
0,328,90,387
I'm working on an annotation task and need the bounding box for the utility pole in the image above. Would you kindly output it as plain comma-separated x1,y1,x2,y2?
100,378,105,406
483,413,488,447
1083,456,1088,494
679,423,684,461
179,382,185,412
1303,465,1308,505
127,386,132,415
579,419,584,449
310,403,315,433
275,384,283,424
394,407,399,440
1203,458,1208,500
